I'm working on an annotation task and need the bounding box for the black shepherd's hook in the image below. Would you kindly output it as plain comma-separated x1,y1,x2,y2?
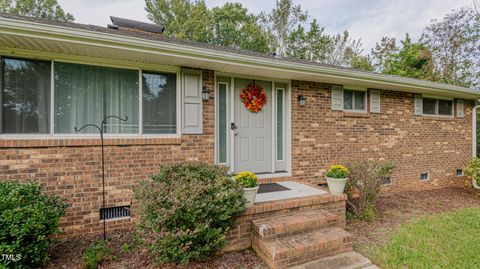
74,115,128,241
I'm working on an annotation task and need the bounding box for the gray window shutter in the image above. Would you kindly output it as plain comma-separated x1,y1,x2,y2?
331,85,343,110
414,95,423,115
457,99,464,118
370,90,380,113
182,69,203,134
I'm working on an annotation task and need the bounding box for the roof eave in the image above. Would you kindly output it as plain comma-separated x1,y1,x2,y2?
0,16,478,99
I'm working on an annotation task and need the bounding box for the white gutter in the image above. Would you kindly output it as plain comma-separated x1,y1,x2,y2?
0,16,479,99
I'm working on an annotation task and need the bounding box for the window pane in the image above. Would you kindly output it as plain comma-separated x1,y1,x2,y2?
438,99,453,116
354,91,365,110
423,98,436,115
276,89,284,161
2,58,51,133
343,90,353,110
218,83,227,163
54,62,139,134
142,72,176,134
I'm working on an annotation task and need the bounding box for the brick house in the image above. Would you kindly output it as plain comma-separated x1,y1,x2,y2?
0,13,478,267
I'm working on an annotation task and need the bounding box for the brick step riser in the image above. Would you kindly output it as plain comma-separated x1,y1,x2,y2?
253,219,339,240
253,236,353,269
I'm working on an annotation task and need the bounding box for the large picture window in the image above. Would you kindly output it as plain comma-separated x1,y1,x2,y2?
1,58,51,133
0,57,178,135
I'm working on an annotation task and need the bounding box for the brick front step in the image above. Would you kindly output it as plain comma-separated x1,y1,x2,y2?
290,251,373,269
253,227,353,269
252,209,337,239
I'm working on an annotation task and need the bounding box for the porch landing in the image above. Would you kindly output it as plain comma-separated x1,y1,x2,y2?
256,181,328,203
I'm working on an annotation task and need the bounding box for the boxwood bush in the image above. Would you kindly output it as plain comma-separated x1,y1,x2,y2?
0,181,67,268
135,162,245,264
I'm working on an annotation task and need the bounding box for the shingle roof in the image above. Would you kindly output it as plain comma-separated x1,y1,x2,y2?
0,12,377,73
0,12,477,92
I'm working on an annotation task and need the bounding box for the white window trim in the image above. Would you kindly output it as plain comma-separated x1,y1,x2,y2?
421,95,454,118
343,87,367,113
0,55,182,139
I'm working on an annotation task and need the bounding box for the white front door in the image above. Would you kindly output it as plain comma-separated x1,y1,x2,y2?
233,79,272,173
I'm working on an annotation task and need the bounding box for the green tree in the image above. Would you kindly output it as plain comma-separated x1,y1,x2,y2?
145,0,212,43
145,0,270,52
379,35,435,80
261,0,308,55
0,0,74,22
325,31,372,71
211,3,270,52
421,7,480,87
371,36,397,72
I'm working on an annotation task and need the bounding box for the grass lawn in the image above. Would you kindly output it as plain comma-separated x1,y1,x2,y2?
366,207,480,269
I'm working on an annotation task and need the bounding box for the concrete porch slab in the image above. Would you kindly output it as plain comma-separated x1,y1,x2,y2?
255,181,328,203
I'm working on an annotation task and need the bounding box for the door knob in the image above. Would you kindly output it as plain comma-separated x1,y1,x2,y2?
230,122,237,130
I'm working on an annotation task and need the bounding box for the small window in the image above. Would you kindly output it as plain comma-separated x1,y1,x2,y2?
420,173,429,181
217,83,228,163
343,89,366,111
422,98,436,115
276,88,284,161
422,97,453,116
456,169,464,176
142,71,177,134
382,177,391,185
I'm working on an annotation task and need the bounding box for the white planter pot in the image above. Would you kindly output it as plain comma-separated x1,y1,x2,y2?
242,186,259,208
326,177,348,195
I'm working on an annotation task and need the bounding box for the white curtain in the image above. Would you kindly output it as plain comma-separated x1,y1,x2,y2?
54,62,139,134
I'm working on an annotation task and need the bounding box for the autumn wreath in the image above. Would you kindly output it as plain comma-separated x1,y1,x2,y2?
240,83,268,113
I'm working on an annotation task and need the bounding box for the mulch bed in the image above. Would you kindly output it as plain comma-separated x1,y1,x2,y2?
43,231,265,269
346,186,480,249
44,187,479,268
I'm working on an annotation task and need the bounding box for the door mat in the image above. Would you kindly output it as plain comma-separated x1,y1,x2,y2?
258,183,290,194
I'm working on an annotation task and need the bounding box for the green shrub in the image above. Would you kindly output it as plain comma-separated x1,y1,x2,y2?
83,240,114,269
234,171,258,188
0,181,67,268
325,165,349,178
465,158,480,185
134,162,245,265
345,160,394,220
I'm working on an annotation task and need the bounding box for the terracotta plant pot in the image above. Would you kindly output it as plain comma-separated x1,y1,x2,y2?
242,185,259,208
326,177,348,195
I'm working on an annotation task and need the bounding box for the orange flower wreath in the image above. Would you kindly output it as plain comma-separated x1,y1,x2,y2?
240,83,268,113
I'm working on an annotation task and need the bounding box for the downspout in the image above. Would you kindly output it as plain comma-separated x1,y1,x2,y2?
472,100,480,189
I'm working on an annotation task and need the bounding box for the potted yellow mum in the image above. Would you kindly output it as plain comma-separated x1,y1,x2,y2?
234,171,259,207
325,165,349,195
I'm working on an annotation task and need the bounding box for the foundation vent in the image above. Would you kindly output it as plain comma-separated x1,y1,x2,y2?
100,205,130,220
420,173,429,181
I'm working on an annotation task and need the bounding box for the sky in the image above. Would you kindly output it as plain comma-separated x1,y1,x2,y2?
57,0,474,52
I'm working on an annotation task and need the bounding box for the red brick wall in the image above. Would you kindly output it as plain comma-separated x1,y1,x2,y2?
0,72,474,236
290,80,473,192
